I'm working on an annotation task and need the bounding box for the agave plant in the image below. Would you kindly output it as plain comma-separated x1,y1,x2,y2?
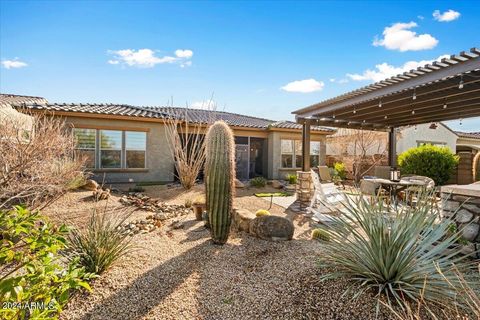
65,205,134,275
318,189,478,313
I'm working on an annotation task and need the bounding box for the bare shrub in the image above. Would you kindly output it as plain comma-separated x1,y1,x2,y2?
163,101,215,189
327,128,392,181
0,112,85,209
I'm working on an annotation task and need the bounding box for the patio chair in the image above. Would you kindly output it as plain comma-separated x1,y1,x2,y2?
399,175,438,209
374,166,391,180
318,165,333,182
359,178,390,205
308,170,346,223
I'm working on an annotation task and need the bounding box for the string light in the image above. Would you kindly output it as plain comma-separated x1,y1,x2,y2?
332,114,336,119
459,74,464,89
353,107,356,114
443,100,447,109
384,115,388,119
414,125,417,131
412,109,415,115
460,118,463,126
378,99,382,108
412,88,417,100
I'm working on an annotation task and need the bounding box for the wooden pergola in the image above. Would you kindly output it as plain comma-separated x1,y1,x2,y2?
293,47,480,170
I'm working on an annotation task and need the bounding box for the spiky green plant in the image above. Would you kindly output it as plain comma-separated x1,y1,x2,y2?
65,206,133,274
318,190,477,313
204,121,235,245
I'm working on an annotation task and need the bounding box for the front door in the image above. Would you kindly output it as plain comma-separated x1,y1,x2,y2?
235,144,249,180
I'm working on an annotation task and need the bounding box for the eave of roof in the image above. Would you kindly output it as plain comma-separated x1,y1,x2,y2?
292,48,480,130
13,103,335,134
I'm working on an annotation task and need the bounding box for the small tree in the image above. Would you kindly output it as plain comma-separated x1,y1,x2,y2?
398,144,459,185
0,112,85,209
327,128,390,182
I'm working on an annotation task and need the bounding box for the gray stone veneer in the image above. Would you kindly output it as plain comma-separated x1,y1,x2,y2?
441,184,480,259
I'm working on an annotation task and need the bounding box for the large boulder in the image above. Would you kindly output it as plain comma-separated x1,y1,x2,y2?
232,208,255,232
249,215,294,241
235,179,245,188
271,180,283,189
83,179,99,191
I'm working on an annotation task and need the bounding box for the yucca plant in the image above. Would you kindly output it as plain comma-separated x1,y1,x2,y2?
65,206,134,275
318,189,478,314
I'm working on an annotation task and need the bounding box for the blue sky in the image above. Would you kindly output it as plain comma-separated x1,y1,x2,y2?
1,0,479,131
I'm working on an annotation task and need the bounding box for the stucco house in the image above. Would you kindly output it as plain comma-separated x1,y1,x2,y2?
5,95,334,183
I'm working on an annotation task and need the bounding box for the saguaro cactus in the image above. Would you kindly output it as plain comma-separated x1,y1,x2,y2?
204,121,236,244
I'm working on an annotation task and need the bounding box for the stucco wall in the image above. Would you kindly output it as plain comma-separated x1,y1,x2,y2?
396,123,457,154
267,131,326,180
62,116,175,183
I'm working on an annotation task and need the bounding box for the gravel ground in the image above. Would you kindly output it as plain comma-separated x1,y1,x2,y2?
43,185,461,320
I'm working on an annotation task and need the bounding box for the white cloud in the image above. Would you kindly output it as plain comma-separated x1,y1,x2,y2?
329,78,349,84
347,54,449,82
373,22,438,51
433,9,460,22
175,49,193,58
190,100,216,110
108,48,193,68
1,58,28,69
281,79,324,93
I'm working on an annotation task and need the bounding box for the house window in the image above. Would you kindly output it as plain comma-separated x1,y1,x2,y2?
281,139,322,168
281,140,293,168
73,128,96,168
310,141,321,167
126,131,146,168
100,130,122,168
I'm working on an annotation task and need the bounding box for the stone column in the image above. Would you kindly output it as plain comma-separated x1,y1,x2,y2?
296,171,312,203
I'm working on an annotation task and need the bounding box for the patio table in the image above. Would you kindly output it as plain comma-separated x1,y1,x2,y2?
363,178,426,208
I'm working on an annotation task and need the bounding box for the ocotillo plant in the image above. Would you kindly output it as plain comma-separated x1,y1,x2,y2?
204,121,236,244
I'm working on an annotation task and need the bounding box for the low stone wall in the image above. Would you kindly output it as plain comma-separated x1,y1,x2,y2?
441,184,480,259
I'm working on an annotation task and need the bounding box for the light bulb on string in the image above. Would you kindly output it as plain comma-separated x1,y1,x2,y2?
353,107,356,114
443,101,447,109
412,88,417,100
378,100,382,108
412,109,415,115
460,118,463,126
459,74,464,89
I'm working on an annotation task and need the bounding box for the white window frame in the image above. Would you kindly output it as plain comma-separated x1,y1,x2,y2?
281,139,321,168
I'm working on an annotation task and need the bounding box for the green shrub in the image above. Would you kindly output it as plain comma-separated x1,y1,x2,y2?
398,144,459,185
250,177,267,188
285,174,297,185
255,209,271,217
333,162,347,180
311,228,330,241
128,185,145,193
0,207,95,319
318,190,476,312
67,171,87,190
65,208,133,275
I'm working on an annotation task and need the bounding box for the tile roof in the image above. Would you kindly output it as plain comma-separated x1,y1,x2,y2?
0,93,48,107
13,102,334,133
455,131,480,139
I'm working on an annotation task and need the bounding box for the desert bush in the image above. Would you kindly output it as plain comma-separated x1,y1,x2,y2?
285,173,297,185
0,113,86,209
311,228,330,241
0,206,95,319
65,207,133,275
255,209,270,217
193,195,206,205
398,144,459,186
318,190,477,313
184,198,193,208
250,177,267,188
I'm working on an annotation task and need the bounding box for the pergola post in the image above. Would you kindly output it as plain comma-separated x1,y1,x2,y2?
388,127,397,167
301,119,311,171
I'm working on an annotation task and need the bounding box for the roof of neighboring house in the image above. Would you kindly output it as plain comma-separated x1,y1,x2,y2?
11,102,335,133
455,131,480,140
0,93,48,107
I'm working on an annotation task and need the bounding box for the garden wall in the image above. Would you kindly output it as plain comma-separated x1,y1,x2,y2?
441,184,480,259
